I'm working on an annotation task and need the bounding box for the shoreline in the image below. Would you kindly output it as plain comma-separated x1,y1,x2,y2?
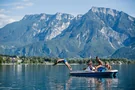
0,63,80,65
0,62,134,66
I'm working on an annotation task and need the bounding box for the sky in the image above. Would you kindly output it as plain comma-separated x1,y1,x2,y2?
0,0,135,28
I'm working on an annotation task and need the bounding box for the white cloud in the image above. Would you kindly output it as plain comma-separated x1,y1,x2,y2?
0,9,5,13
0,9,15,28
15,6,24,9
23,0,30,1
0,1,33,28
25,2,33,6
0,14,8,18
0,14,16,28
0,2,22,7
14,2,34,9
0,1,34,10
0,9,10,13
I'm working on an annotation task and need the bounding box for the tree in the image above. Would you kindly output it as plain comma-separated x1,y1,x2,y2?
0,56,3,64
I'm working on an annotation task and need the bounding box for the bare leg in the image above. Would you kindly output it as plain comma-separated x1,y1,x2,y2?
95,65,102,71
53,59,64,66
57,59,64,62
65,62,72,71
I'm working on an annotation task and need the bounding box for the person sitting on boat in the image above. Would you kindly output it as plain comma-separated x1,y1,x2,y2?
105,61,111,70
53,59,72,71
85,60,95,72
95,56,103,70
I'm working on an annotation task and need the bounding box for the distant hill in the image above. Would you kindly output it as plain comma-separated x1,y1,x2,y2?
0,7,135,58
111,43,135,60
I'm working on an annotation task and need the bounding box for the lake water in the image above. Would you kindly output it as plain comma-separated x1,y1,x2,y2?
0,64,135,90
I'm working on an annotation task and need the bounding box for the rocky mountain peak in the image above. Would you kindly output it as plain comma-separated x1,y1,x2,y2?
75,14,83,20
54,12,74,20
91,6,119,17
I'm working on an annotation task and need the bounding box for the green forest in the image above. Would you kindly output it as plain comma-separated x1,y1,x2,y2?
0,54,135,65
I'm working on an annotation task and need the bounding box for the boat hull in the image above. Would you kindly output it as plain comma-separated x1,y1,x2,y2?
70,70,118,77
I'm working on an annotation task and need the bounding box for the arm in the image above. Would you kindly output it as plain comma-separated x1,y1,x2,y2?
98,59,103,65
109,65,112,70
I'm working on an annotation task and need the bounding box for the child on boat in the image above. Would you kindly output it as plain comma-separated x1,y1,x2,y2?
85,60,95,72
105,61,111,70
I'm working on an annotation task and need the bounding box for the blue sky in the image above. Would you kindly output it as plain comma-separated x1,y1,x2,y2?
0,0,135,28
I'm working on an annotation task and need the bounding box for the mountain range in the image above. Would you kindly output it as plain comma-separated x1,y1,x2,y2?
0,7,135,59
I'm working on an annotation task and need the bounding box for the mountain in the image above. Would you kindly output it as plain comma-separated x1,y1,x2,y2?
0,13,74,47
0,7,135,58
111,43,135,60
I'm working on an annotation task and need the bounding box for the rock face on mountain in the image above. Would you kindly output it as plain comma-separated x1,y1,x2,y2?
0,7,135,58
0,13,74,47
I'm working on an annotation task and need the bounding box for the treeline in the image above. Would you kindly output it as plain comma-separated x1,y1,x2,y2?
68,58,135,64
0,54,135,65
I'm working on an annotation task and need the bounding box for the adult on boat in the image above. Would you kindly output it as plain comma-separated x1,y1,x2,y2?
53,59,72,71
95,56,103,70
95,57,112,71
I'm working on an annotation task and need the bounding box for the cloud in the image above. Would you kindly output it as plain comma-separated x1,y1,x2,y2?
0,14,16,28
0,1,34,10
0,9,10,13
0,14,7,18
23,0,30,1
0,1,33,28
0,1,34,28
0,9,15,28
25,2,33,6
0,2,22,7
14,2,34,9
15,6,24,9
0,9,5,13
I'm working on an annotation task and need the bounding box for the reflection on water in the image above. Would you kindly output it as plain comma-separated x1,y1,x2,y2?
65,76,118,90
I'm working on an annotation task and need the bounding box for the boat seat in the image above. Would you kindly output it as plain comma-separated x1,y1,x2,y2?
97,66,107,72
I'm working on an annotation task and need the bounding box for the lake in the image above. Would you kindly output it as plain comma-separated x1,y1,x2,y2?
0,64,135,90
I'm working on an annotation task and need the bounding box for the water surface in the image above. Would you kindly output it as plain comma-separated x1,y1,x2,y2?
0,64,135,90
